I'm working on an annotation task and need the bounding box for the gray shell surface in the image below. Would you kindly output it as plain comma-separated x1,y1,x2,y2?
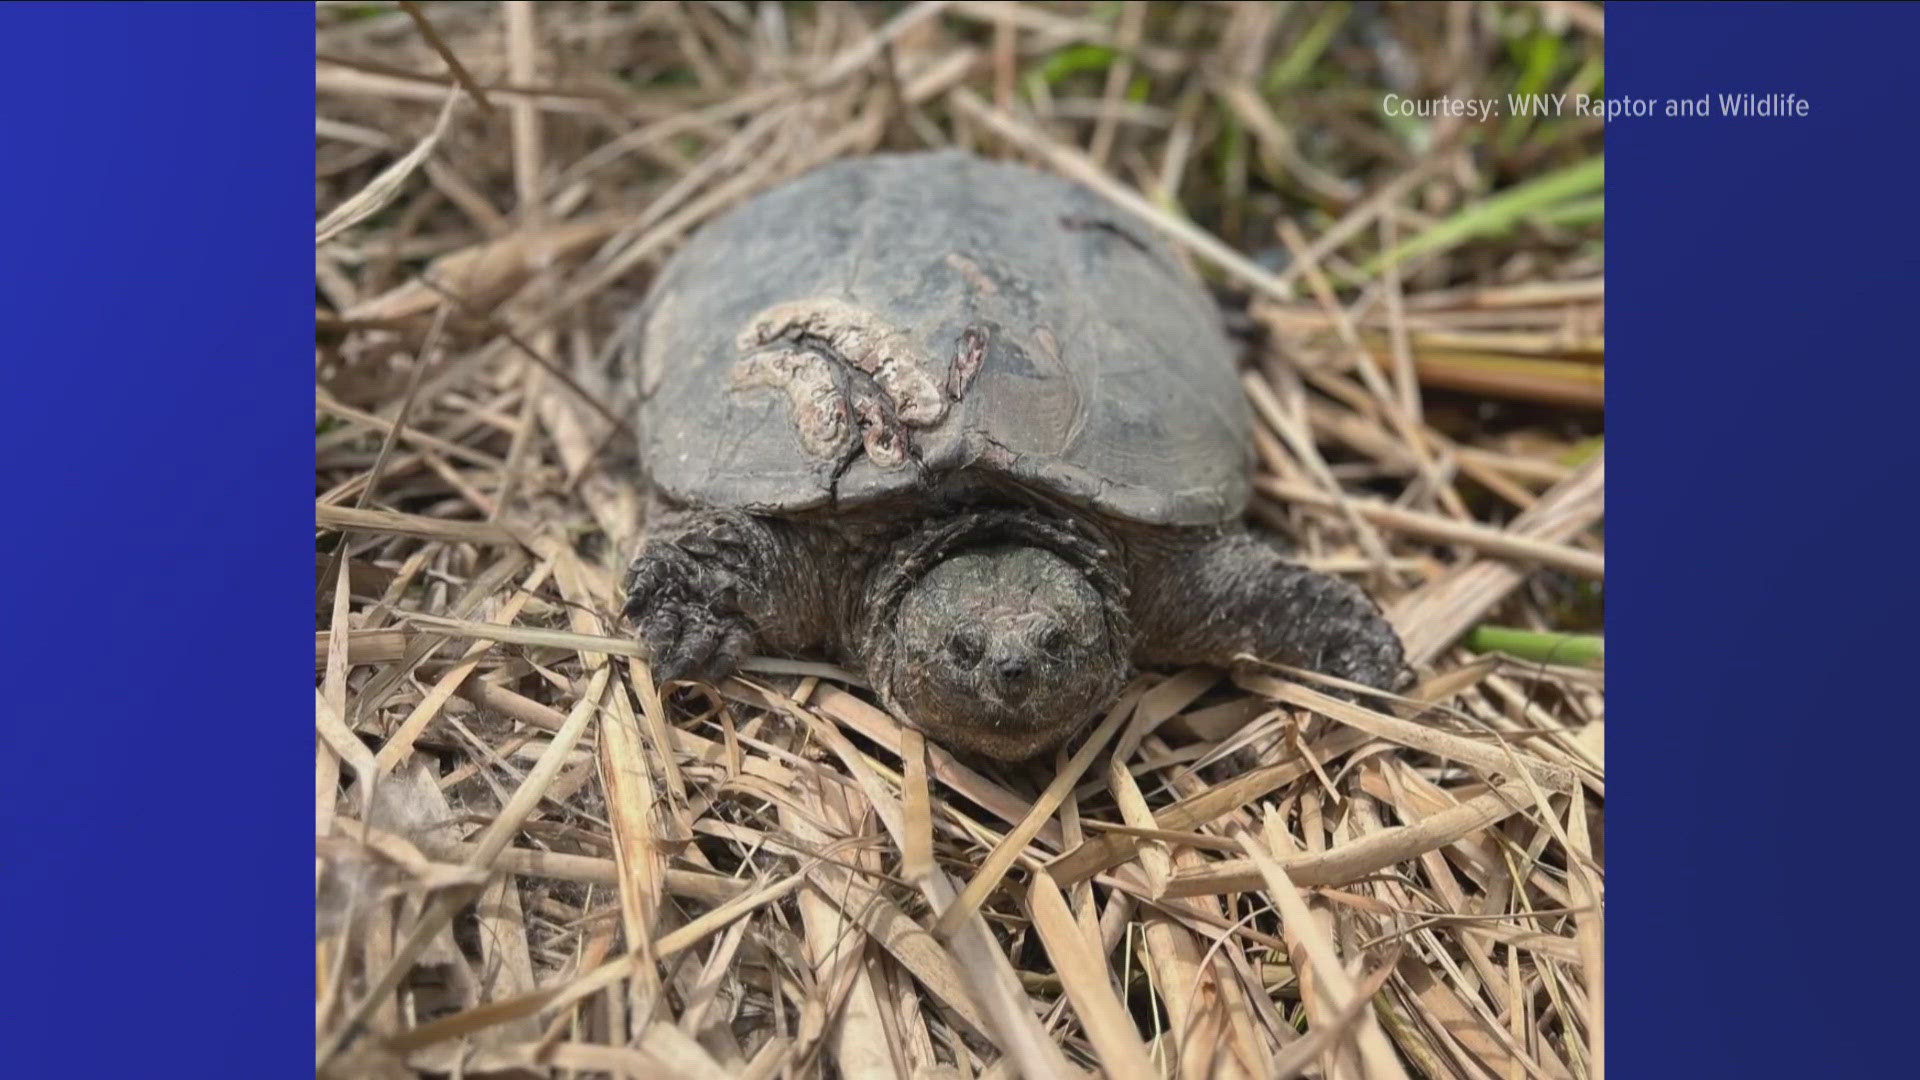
627,151,1253,526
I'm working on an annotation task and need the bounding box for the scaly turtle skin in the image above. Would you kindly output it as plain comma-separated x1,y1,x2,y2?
620,151,1406,760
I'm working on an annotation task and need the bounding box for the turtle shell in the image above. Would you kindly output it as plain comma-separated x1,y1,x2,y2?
626,150,1252,526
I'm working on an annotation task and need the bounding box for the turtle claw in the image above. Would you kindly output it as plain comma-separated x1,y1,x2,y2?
623,515,766,684
638,605,750,684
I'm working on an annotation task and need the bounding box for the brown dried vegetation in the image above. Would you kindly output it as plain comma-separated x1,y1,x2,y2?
317,3,1604,1077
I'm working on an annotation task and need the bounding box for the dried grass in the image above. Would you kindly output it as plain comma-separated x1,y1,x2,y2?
316,4,1604,1077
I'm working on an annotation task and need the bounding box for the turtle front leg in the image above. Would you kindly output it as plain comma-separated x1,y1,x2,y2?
1131,530,1409,693
623,510,822,683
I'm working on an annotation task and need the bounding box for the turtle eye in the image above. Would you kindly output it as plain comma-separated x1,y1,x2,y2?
1040,627,1068,654
947,632,983,667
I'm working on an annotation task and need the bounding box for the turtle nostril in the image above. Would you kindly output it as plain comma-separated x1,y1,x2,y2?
997,657,1030,685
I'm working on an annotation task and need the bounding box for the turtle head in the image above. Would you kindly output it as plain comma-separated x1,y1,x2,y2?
876,544,1127,761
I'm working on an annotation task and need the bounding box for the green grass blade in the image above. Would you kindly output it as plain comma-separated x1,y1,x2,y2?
1466,626,1605,667
1361,155,1604,275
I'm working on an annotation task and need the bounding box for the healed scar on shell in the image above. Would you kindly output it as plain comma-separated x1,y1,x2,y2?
737,299,947,426
731,298,989,469
727,347,851,459
947,325,986,402
848,389,907,469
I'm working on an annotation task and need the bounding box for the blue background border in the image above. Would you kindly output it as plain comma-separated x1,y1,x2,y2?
0,2,312,1071
1611,2,1920,1074
3,1,1918,1074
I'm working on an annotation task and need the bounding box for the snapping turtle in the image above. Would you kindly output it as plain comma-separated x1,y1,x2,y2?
620,151,1405,760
